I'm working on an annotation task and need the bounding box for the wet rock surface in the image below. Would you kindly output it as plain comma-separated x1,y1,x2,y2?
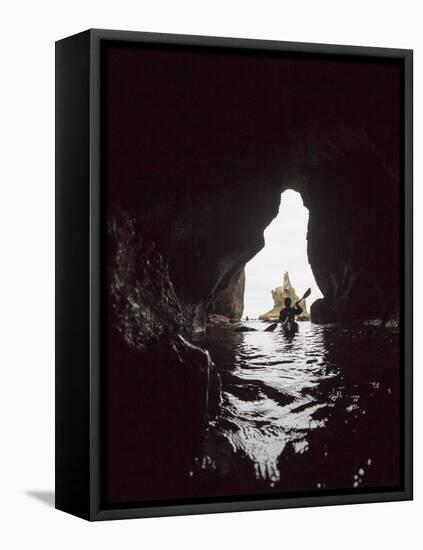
107,214,222,502
108,213,188,346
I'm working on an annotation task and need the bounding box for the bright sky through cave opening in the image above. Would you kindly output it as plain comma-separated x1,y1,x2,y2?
243,190,323,319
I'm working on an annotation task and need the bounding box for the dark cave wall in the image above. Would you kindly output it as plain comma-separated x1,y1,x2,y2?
104,47,402,501
106,47,401,329
119,180,283,330
106,214,222,502
287,117,400,324
301,148,400,324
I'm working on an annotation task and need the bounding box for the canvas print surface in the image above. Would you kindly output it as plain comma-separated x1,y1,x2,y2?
103,43,402,505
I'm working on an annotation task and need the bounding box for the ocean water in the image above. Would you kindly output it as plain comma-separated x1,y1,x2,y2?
190,320,401,498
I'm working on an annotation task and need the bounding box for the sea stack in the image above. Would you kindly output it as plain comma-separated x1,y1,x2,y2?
259,271,310,321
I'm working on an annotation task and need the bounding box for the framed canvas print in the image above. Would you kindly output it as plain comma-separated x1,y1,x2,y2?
55,29,413,521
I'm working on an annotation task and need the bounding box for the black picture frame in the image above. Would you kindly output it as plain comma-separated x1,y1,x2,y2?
55,28,413,521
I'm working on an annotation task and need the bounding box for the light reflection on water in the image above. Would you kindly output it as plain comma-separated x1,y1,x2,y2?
192,321,400,495
219,322,334,484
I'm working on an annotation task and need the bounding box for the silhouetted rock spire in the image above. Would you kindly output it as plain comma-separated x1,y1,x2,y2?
259,271,310,320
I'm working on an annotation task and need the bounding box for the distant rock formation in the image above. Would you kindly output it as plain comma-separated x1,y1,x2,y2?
259,272,310,321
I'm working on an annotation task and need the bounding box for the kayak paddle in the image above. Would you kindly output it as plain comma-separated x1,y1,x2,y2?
263,287,312,332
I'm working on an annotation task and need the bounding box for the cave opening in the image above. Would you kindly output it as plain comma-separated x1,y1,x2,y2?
243,189,322,320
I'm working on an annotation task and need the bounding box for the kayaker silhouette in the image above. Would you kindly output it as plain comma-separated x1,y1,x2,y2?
264,288,310,332
278,297,303,336
279,297,303,324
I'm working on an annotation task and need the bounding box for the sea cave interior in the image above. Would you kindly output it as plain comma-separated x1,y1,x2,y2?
104,45,401,504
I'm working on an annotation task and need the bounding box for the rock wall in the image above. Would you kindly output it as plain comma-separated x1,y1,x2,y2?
106,214,221,502
106,47,401,328
211,267,245,320
299,147,400,325
108,213,221,412
260,271,310,321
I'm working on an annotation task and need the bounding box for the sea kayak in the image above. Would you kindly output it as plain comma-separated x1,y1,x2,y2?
282,320,299,337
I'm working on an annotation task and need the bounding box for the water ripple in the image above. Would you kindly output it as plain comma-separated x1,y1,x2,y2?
192,320,400,493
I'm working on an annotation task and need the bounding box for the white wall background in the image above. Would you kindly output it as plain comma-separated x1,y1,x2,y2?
0,1,419,548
